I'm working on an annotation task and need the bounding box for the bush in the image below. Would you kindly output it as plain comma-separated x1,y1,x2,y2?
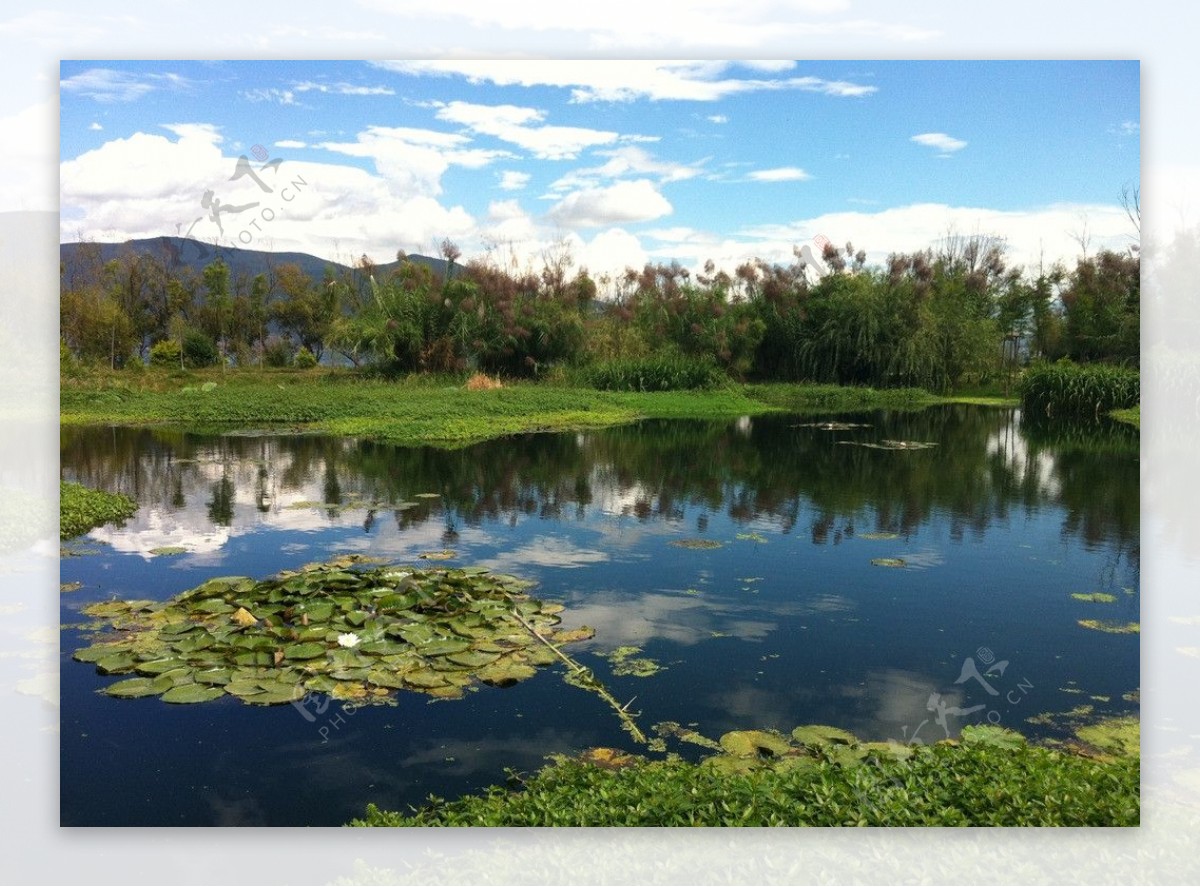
264,338,292,368
293,347,318,369
581,356,726,392
60,481,138,539
1019,362,1140,419
148,339,182,368
182,329,218,369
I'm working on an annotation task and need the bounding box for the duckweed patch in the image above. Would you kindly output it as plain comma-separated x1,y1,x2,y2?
858,532,900,541
601,646,665,678
669,539,723,550
60,481,137,540
149,546,187,557
871,557,906,568
1071,592,1117,603
72,556,587,705
1078,619,1140,634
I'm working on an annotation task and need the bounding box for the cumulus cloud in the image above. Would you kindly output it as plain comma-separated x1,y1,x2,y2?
273,139,307,149
910,132,967,155
434,100,628,160
548,179,673,227
59,123,478,259
497,170,531,191
241,88,296,105
747,167,811,182
88,121,102,131
317,124,512,196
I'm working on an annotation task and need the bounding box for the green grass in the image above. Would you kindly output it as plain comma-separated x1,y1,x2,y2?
60,481,138,539
350,738,1138,827
1019,363,1139,420
1110,405,1140,428
61,368,1005,447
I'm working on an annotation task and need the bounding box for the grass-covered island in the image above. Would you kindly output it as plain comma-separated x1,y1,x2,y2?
60,481,138,540
351,721,1139,827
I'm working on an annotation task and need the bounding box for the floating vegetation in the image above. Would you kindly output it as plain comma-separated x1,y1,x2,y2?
414,493,441,499
149,546,187,557
1071,592,1117,603
858,532,900,541
735,532,768,543
871,557,906,568
792,422,871,431
1078,619,1140,634
601,646,665,678
60,481,138,540
653,721,722,751
1075,717,1139,758
72,556,591,706
1027,704,1095,728
418,550,457,561
839,439,937,451
669,539,723,550
1122,689,1140,703
61,582,84,593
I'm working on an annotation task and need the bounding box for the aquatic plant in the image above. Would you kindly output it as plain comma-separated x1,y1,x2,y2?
60,481,137,540
72,557,591,705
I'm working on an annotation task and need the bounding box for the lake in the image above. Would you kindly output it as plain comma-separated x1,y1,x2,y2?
59,406,1139,826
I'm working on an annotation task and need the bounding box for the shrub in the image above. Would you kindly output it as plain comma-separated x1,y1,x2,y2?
293,347,318,369
182,329,218,369
581,356,726,392
1019,362,1140,419
464,372,502,390
149,339,182,368
264,338,292,368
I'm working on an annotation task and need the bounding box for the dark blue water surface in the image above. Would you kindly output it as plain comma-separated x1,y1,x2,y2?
60,406,1139,826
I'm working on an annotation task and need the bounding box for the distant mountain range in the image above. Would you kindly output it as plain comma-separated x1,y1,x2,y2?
59,236,452,287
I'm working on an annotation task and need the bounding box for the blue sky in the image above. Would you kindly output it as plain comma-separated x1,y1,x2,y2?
59,60,1140,283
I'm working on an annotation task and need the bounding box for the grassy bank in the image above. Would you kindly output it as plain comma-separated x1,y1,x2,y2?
351,723,1138,827
60,481,138,539
61,368,1015,447
1111,405,1141,428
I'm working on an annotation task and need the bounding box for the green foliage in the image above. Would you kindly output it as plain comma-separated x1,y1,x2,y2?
148,339,182,368
60,481,137,539
1060,250,1139,364
292,346,318,369
350,738,1139,827
1019,362,1140,419
182,329,219,368
580,355,726,391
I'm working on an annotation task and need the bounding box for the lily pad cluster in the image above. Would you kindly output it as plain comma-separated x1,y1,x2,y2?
72,557,591,705
669,539,723,550
700,724,915,775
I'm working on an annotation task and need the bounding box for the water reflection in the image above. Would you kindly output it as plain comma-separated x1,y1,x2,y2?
61,407,1139,561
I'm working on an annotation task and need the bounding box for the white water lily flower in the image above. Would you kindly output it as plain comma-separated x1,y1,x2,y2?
337,632,361,648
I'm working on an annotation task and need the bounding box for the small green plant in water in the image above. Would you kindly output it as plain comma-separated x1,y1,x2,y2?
60,481,138,540
1071,592,1117,603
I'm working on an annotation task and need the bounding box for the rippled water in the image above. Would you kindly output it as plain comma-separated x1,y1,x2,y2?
60,406,1139,825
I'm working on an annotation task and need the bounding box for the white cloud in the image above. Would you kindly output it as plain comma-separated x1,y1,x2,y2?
548,179,673,227
548,146,704,191
434,100,625,159
497,170,531,191
910,132,968,154
59,123,479,260
60,67,189,103
1112,120,1140,137
380,60,879,103
293,81,395,96
707,114,729,124
274,139,307,149
241,88,296,105
747,167,811,182
317,125,511,197
578,227,649,273
88,121,102,131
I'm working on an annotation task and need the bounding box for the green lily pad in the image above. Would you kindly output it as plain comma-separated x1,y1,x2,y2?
102,677,164,698
669,539,723,550
149,546,187,557
1071,592,1118,603
283,642,327,660
719,730,794,758
444,649,501,668
790,725,858,747
418,638,472,656
1078,619,1139,634
161,684,226,704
